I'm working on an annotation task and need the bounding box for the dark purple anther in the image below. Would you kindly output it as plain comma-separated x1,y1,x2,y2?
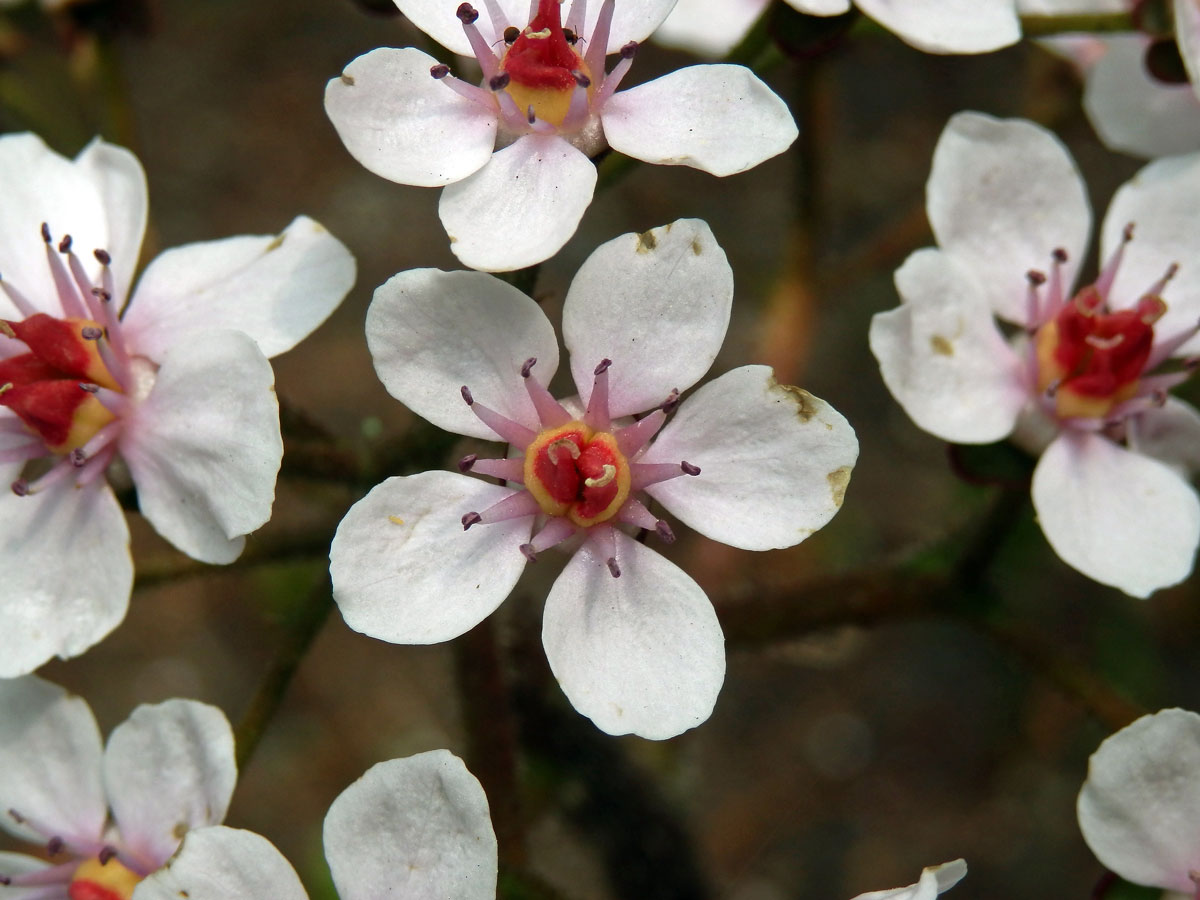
70,449,87,468
519,543,537,562
680,461,700,476
1121,223,1135,242
526,104,536,124
504,25,519,43
1052,247,1069,263
79,383,99,393
40,223,51,243
92,287,112,302
1026,270,1046,286
521,357,537,378
660,389,680,415
461,385,474,405
7,809,24,823
0,875,10,885
47,836,63,856
456,2,478,23
430,63,451,79
462,511,482,530
489,72,511,91
458,454,478,472
81,326,103,341
98,846,118,865
594,358,612,376
606,557,621,578
58,235,72,253
94,248,112,265
655,520,675,543
619,41,638,59
572,71,591,88
11,479,29,497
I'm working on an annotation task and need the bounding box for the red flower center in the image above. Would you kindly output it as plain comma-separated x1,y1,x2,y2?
499,0,591,125
523,420,631,527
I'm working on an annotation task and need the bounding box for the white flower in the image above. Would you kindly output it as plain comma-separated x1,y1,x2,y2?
0,132,356,676
132,751,497,900
1077,708,1200,899
0,676,236,900
329,218,858,739
323,0,798,272
849,860,968,900
869,112,1200,597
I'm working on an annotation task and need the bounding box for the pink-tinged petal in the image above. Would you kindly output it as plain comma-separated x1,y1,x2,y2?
438,135,596,272
120,330,282,565
132,827,308,900
324,47,497,188
1078,709,1200,893
655,0,769,57
73,138,148,305
121,216,355,360
542,530,724,739
366,268,557,440
1135,398,1200,475
0,482,131,677
927,112,1091,324
330,472,530,644
1102,152,1200,345
324,751,497,900
564,219,732,416
870,248,1027,443
854,0,1019,53
603,66,797,177
1177,0,1200,96
0,676,107,848
577,0,680,49
1031,432,1200,597
849,860,967,900
787,0,851,13
0,853,61,899
641,365,859,550
104,700,236,872
0,133,113,318
1081,36,1200,160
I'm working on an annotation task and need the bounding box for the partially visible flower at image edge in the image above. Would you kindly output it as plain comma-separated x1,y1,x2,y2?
324,0,798,271
0,132,356,676
869,111,1200,597
849,859,967,900
0,675,237,900
329,218,859,740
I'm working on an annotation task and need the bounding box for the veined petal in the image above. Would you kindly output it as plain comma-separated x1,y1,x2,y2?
366,268,557,440
0,676,107,849
324,751,497,900
642,366,859,550
1102,151,1200,346
0,852,61,900
855,0,1019,53
73,138,148,305
849,860,967,900
121,216,355,360
132,827,308,900
104,700,236,872
120,330,282,565
1134,398,1200,476
0,482,131,677
927,112,1091,324
654,0,769,58
870,248,1027,443
564,218,732,416
603,66,797,177
325,47,497,188
1031,432,1200,597
1078,709,1200,894
438,135,596,273
542,530,724,739
330,472,531,644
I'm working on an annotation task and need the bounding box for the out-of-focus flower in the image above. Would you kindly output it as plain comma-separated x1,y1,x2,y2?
133,750,497,900
329,218,858,739
869,112,1200,597
1077,708,1200,898
849,860,968,900
0,676,236,900
0,132,355,676
324,0,797,271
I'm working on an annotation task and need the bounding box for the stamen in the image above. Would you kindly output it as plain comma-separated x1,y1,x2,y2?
521,516,577,559
681,460,700,476
461,385,537,448
41,227,89,320
616,408,665,457
607,557,621,577
592,42,635,108
1044,248,1069,319
655,520,676,543
631,460,700,490
1145,316,1200,370
1145,261,1179,299
46,836,63,856
584,358,612,431
564,0,586,34
98,846,118,865
1025,269,1046,328
0,442,47,465
571,70,590,87
458,453,477,472
1095,223,1134,301
467,456,525,481
462,511,482,529
458,3,501,80
464,489,542,527
456,2,479,23
81,326,103,341
0,276,38,318
585,0,615,76
489,72,511,91
430,63,451,79
435,72,499,109
1136,295,1167,324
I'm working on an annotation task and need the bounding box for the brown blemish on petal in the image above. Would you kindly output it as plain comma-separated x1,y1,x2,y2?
266,234,286,252
778,384,818,422
636,229,658,253
691,238,702,255
930,334,954,356
827,466,851,508
340,73,356,86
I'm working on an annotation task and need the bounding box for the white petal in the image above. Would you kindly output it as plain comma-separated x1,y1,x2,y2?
603,66,797,177
0,482,131,677
1177,0,1200,94
1078,709,1200,893
132,827,308,900
854,0,1020,53
787,0,852,13
542,530,724,739
366,268,557,440
73,138,148,305
324,751,497,900
849,860,967,900
564,218,732,416
1031,432,1200,597
104,700,236,871
0,676,106,848
325,47,497,188
927,112,1091,324
654,0,768,57
1082,36,1200,160
1134,398,1200,476
120,330,282,565
642,366,859,550
869,248,1028,443
0,133,114,317
0,853,60,900
438,135,596,272
121,216,355,360
330,472,531,644
1102,152,1200,344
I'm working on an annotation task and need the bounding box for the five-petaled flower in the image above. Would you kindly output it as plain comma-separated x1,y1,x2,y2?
0,132,355,676
0,676,237,900
329,218,859,739
870,112,1200,597
324,0,798,272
